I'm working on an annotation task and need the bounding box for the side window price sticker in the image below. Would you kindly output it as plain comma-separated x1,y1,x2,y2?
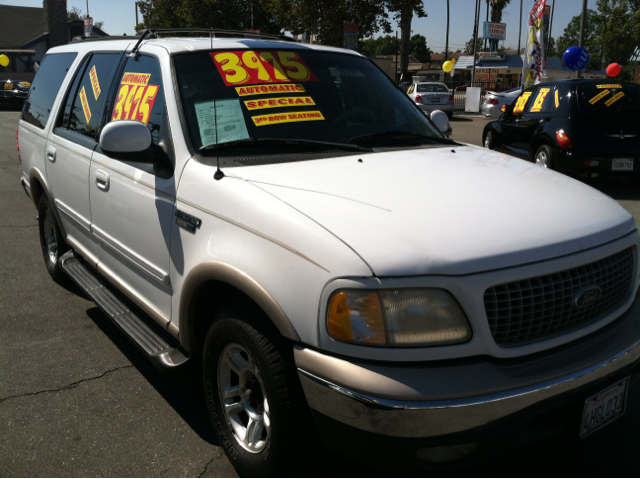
252,111,324,126
605,92,625,107
530,88,550,112
554,89,560,108
111,72,159,125
89,65,101,100
236,84,306,96
212,50,318,86
79,86,91,123
589,89,610,104
4,83,13,90
597,84,621,89
245,96,316,110
513,91,532,113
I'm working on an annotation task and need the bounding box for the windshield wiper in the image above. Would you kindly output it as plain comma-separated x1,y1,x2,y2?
200,137,372,152
350,130,455,145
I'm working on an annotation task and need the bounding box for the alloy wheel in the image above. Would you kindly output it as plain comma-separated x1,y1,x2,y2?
43,205,58,264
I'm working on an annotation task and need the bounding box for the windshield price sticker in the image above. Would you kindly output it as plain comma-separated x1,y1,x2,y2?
4,83,12,90
212,50,318,86
589,89,610,104
597,84,621,89
605,91,625,107
111,72,159,125
89,65,101,100
245,96,315,111
236,83,306,97
252,110,324,126
513,91,532,113
530,88,550,112
79,86,91,123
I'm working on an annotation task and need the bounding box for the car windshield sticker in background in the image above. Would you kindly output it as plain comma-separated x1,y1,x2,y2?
555,89,560,108
211,51,318,86
236,84,306,96
252,111,324,126
513,91,532,113
530,88,550,112
597,84,621,89
79,86,91,123
605,92,625,107
590,89,610,104
89,65,101,100
245,96,316,111
111,72,159,125
4,83,13,90
19,81,30,87
194,99,249,145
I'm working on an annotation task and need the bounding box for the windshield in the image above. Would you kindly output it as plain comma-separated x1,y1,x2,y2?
577,83,640,115
174,49,442,156
417,84,449,93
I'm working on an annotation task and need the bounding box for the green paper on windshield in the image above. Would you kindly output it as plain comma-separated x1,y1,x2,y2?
194,99,249,147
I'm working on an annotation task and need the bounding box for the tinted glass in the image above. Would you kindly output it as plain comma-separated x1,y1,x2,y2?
417,84,448,93
526,86,555,113
22,53,77,129
68,53,121,139
60,55,91,129
174,49,440,156
110,54,165,146
577,83,640,116
512,87,537,114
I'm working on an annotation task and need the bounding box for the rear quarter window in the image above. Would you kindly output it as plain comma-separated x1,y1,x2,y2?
577,83,640,115
22,52,77,129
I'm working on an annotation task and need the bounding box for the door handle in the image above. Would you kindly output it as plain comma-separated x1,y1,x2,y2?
46,146,56,162
95,169,110,191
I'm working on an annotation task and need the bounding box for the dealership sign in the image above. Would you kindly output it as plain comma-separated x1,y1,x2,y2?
483,22,507,40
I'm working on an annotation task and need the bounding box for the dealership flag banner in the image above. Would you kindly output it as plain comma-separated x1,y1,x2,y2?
521,0,547,89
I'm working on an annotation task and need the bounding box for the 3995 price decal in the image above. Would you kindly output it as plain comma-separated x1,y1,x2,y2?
211,50,318,86
111,72,159,125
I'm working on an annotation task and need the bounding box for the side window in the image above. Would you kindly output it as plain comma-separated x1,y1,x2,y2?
67,53,121,139
59,55,91,130
22,52,77,129
527,86,554,113
110,54,166,147
512,88,535,114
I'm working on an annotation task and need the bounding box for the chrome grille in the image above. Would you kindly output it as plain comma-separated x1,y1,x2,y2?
484,247,636,346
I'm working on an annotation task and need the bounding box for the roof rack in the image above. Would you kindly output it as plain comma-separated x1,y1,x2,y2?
140,28,296,42
70,35,135,42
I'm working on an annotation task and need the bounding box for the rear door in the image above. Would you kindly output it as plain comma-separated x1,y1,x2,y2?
46,51,123,264
513,85,556,150
499,87,535,153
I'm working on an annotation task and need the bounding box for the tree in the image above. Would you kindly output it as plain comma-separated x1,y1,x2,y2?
555,9,603,71
410,33,430,62
266,0,392,47
465,34,484,55
596,0,640,79
137,0,283,34
360,34,397,57
386,0,427,81
68,5,105,30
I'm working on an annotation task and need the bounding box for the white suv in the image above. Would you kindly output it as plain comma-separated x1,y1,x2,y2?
18,32,640,475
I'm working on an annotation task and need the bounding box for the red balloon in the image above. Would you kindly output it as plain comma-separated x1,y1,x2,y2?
606,63,621,77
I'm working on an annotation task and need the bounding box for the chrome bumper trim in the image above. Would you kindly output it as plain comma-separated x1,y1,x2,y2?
298,337,640,438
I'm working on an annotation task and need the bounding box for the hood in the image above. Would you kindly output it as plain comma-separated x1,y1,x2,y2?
232,146,636,276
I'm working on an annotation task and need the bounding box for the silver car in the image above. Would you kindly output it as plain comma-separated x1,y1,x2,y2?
407,82,454,119
481,87,521,117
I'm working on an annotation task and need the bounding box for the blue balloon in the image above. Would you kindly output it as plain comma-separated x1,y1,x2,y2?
563,46,590,71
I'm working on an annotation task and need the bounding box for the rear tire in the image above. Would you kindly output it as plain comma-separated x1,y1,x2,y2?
203,307,314,476
483,130,494,149
38,196,69,282
534,144,554,169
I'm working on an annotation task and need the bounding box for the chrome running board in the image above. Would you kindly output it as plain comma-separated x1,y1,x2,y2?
59,250,189,373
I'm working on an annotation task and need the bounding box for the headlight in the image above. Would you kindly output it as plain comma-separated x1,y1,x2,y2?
327,289,471,347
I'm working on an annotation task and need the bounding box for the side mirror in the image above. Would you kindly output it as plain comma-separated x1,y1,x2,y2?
100,120,152,154
430,110,452,138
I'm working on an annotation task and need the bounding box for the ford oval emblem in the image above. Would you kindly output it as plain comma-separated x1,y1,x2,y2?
574,286,602,308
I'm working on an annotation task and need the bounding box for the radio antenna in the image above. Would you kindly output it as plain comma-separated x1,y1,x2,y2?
210,27,224,180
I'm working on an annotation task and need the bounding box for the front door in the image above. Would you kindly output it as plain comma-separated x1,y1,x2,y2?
90,53,176,328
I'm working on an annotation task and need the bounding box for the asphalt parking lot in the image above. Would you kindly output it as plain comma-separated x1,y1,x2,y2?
1,109,639,477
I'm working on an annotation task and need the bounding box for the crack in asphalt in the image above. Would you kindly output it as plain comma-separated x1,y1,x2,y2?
0,365,134,404
198,453,220,478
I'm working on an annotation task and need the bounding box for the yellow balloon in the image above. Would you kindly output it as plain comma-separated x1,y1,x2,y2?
442,60,453,73
451,58,456,64
0,55,9,67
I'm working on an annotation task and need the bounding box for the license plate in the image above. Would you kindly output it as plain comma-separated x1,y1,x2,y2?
612,159,634,171
580,377,629,438
430,97,440,103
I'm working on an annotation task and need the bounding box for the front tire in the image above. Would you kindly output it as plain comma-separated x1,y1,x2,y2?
484,130,494,149
534,144,554,169
38,196,69,282
203,309,313,476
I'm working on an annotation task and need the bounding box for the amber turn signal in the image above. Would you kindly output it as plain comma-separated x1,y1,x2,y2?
327,292,387,345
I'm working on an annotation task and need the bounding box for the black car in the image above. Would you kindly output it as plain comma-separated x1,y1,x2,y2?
483,79,640,185
0,80,29,107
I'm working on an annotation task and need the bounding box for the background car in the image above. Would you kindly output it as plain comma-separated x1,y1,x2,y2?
0,80,28,108
481,87,521,117
407,81,454,119
482,79,640,185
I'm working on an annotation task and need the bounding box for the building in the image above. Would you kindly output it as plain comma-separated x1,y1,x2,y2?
0,1,108,82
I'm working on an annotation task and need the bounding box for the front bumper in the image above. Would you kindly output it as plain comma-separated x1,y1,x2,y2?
296,290,640,440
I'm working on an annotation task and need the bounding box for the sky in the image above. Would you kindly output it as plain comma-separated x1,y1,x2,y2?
5,0,595,53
